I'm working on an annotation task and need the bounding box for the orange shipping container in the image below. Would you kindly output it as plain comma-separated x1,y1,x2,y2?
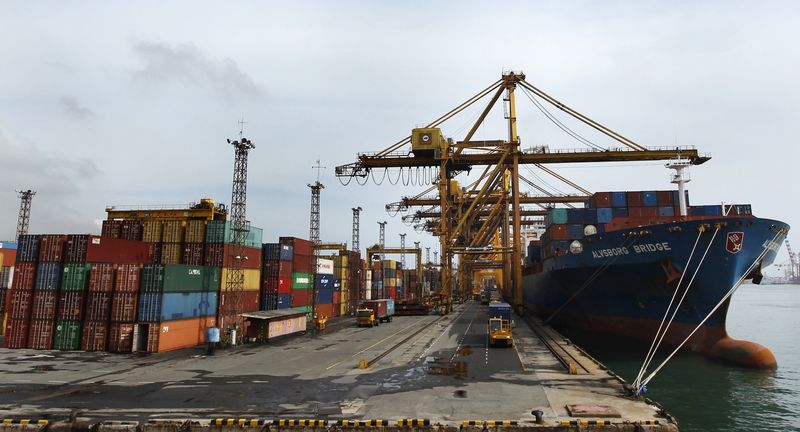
0,248,17,267
146,316,216,353
316,303,334,318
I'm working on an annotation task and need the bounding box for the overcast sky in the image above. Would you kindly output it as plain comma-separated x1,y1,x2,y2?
2,1,799,274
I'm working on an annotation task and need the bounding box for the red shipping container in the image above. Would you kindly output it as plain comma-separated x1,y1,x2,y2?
280,237,314,256
101,220,123,239
107,323,134,353
4,319,30,349
110,292,138,322
182,243,204,266
222,245,262,270
220,290,260,313
333,291,341,305
38,234,67,263
316,303,334,318
626,192,644,207
120,220,143,241
11,263,37,291
31,290,58,320
203,243,224,267
114,264,142,292
656,191,674,206
262,276,278,294
81,321,108,351
293,254,313,273
65,235,152,264
0,248,17,267
278,262,293,279
7,289,33,320
89,263,115,292
278,278,292,294
591,192,612,207
27,319,55,349
547,224,569,241
627,207,643,218
641,207,659,217
58,291,85,321
85,291,112,321
291,289,311,307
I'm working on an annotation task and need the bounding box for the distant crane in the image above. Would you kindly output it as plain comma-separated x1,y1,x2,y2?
222,121,255,344
15,189,36,241
785,240,799,283
377,221,387,261
308,159,326,245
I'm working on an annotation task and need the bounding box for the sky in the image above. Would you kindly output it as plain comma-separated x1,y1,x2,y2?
1,1,799,273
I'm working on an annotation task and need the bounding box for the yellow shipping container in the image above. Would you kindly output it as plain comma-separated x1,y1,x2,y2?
221,268,261,291
143,221,163,243
162,221,186,243
161,243,182,264
340,302,347,317
185,220,207,243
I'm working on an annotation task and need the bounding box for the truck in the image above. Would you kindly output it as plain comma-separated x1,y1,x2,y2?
487,302,513,347
356,299,395,327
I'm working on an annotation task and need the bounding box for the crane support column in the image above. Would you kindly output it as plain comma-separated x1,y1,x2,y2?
507,75,524,313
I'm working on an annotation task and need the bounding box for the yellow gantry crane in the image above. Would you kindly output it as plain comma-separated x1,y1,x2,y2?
336,72,709,314
105,198,227,221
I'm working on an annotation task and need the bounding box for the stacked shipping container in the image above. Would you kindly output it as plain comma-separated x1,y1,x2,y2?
0,243,18,334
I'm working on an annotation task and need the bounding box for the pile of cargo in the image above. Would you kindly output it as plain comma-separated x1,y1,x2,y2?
537,190,754,261
260,237,314,318
3,234,150,350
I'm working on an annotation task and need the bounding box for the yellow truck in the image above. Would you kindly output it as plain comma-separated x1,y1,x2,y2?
488,302,513,347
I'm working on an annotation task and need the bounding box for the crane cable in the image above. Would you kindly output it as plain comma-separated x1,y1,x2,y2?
519,86,606,152
637,228,786,392
632,227,713,390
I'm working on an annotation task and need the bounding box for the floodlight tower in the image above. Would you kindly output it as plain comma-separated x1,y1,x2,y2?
15,189,36,241
222,121,255,344
352,207,362,253
377,221,387,261
308,159,326,245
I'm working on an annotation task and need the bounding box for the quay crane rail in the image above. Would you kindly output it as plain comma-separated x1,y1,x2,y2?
336,72,710,313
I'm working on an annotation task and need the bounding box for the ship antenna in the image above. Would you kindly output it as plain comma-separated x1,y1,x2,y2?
666,151,691,217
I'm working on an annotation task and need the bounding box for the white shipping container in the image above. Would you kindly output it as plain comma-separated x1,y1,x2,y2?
316,258,334,275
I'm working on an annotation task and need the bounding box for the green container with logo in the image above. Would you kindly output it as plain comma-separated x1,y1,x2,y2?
163,264,220,293
291,272,313,289
54,320,82,351
61,263,91,292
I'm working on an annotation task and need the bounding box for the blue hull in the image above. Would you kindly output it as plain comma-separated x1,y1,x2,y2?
523,216,788,353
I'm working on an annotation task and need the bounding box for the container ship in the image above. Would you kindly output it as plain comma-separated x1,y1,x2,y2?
523,184,789,369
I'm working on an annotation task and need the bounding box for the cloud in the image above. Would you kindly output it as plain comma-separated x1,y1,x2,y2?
0,128,102,238
59,96,94,119
131,41,264,101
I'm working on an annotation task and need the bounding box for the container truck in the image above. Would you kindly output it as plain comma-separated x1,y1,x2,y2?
487,302,513,347
356,299,395,327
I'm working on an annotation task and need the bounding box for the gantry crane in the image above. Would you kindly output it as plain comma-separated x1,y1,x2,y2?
336,72,709,314
365,244,423,300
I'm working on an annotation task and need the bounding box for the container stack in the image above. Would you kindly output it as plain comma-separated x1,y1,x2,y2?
4,235,40,348
102,220,143,241
315,258,335,318
279,237,314,319
382,260,399,300
333,250,361,316
364,261,372,300
136,264,219,353
161,221,185,265
205,221,263,317
106,263,141,352
260,243,281,310
0,242,18,334
370,261,382,300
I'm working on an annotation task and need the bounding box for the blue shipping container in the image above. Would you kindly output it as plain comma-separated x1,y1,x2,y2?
318,288,334,304
566,208,585,224
316,274,333,289
567,224,584,239
643,191,658,207
704,205,722,216
488,303,512,320
386,299,395,315
17,234,40,262
612,208,629,218
690,206,705,216
0,241,18,249
659,206,675,217
35,263,61,290
277,294,292,309
597,208,613,223
160,292,217,321
262,243,281,261
584,208,598,224
138,292,162,322
280,245,293,261
611,192,627,208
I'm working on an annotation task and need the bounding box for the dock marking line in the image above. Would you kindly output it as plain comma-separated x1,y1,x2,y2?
417,305,472,361
325,317,435,370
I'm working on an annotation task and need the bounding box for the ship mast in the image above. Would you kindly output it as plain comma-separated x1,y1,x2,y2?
667,155,691,217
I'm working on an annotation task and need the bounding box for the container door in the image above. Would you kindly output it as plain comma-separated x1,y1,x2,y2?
133,323,147,353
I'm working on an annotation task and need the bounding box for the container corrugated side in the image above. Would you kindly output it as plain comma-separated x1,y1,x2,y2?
54,320,82,350
62,263,91,291
160,292,218,321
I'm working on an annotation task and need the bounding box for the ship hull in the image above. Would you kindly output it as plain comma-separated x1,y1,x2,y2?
523,216,788,367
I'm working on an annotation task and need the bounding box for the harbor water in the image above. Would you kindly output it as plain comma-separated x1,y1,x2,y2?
594,284,800,431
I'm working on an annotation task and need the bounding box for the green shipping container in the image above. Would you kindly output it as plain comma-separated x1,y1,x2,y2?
205,221,226,243
54,320,82,350
164,264,220,293
205,221,263,247
548,208,568,225
61,263,91,292
141,264,165,293
291,272,313,289
291,306,313,321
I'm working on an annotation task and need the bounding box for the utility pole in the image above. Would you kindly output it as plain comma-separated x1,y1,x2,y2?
223,121,255,344
15,190,36,241
351,207,362,253
308,159,326,245
414,241,420,299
